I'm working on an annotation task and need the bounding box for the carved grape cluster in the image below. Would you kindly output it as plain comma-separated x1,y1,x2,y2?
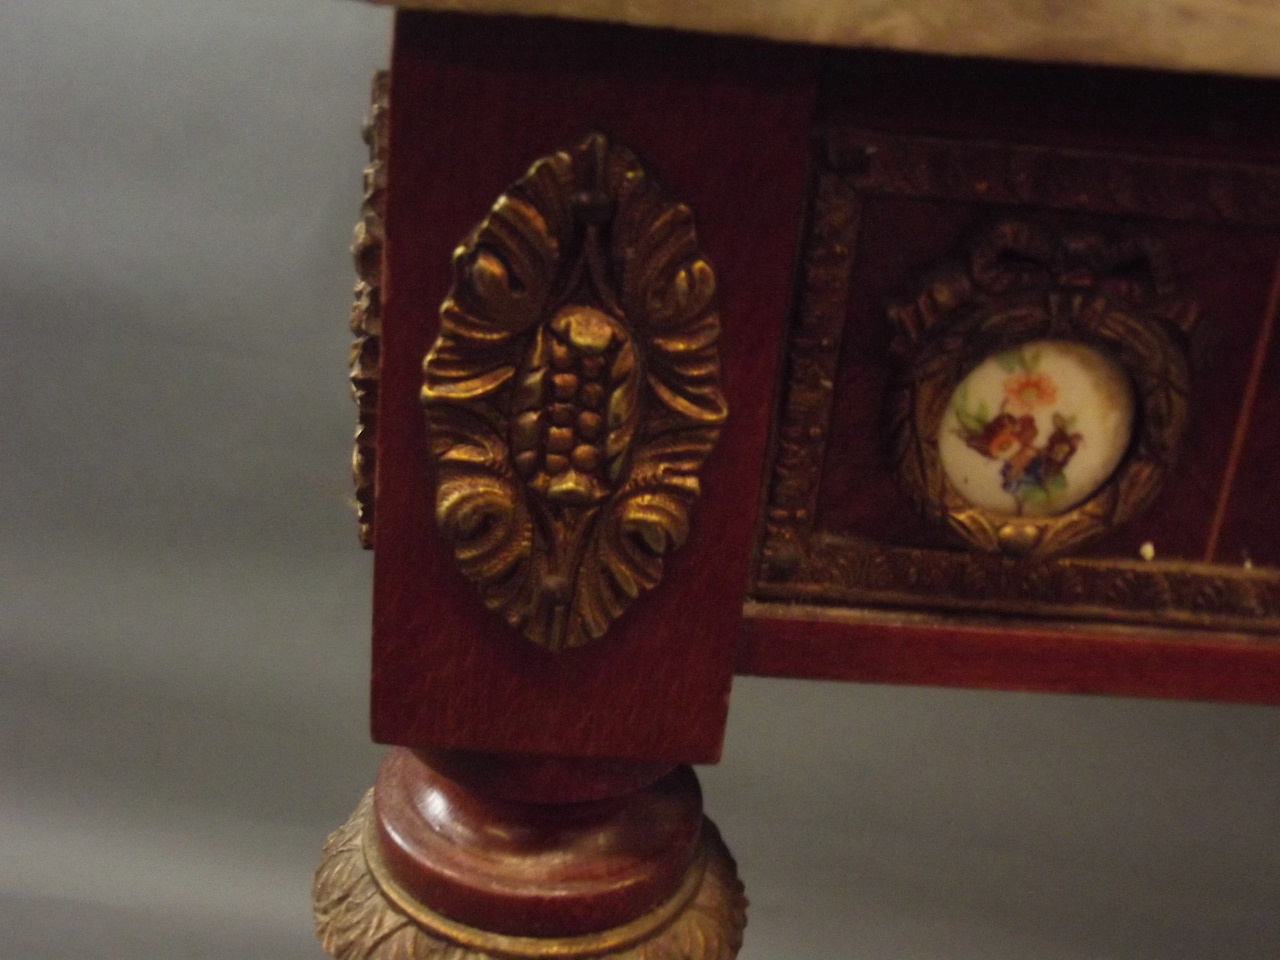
511,306,639,506
422,134,726,650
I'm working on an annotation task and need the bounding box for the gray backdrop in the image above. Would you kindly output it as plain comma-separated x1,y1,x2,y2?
1,2,1277,958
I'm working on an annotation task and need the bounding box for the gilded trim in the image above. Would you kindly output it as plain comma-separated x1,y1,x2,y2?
827,128,1280,228
422,134,727,651
350,71,389,549
364,811,708,958
886,219,1195,557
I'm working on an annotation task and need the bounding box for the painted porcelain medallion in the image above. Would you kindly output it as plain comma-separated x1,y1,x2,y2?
937,339,1134,518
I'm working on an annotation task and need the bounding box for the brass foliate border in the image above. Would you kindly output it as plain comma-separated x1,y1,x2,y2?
422,134,728,652
753,128,1280,636
826,128,1280,228
756,169,861,584
887,218,1196,558
350,71,389,549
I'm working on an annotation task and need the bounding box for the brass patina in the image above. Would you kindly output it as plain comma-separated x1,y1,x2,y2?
887,218,1196,558
422,134,727,651
349,71,388,549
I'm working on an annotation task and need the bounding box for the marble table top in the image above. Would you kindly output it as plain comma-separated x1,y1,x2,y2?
372,0,1280,79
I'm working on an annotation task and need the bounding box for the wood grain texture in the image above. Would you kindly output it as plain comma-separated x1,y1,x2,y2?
738,605,1280,704
370,13,818,762
1214,255,1280,567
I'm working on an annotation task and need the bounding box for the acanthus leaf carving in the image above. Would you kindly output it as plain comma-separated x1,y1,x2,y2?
423,134,727,652
349,71,389,549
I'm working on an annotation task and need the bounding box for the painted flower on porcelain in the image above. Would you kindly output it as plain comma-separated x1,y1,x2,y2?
1003,369,1058,413
938,340,1134,518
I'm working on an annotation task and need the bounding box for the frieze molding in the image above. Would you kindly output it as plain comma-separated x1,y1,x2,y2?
755,127,1280,636
827,128,1280,228
349,71,389,549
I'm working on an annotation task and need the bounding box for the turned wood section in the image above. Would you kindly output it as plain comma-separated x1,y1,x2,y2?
372,749,702,937
416,749,676,805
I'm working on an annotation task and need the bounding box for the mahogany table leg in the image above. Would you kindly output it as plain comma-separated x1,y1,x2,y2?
314,749,746,960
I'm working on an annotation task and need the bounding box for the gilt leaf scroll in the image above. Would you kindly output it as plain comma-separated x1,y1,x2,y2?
422,134,727,652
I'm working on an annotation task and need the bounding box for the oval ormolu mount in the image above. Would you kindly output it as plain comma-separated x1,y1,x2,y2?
422,134,728,652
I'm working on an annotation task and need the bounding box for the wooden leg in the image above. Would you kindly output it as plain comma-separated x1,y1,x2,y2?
314,748,746,960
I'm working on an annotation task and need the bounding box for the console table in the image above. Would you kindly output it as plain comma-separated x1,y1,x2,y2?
313,5,1280,959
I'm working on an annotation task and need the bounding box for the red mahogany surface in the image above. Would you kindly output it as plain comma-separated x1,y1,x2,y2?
738,608,1280,704
373,749,703,937
415,749,675,805
370,13,818,762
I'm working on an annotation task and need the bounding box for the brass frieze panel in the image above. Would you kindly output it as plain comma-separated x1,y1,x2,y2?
825,128,1280,228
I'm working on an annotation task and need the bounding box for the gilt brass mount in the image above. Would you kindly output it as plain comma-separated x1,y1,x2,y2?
349,72,389,549
422,134,727,652
888,219,1197,557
